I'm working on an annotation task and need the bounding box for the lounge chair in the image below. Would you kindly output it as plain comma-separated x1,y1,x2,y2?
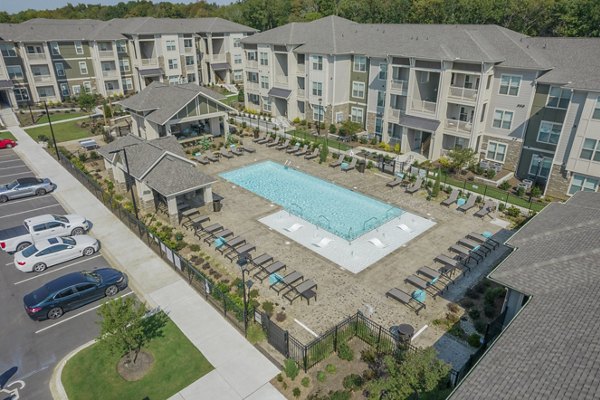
450,244,483,264
368,238,388,249
276,139,290,150
417,266,452,285
242,145,256,153
206,153,219,162
257,135,272,145
387,174,405,188
341,158,357,172
225,243,256,261
305,148,319,160
434,254,470,275
286,144,300,153
405,275,444,298
329,154,345,168
441,189,459,206
248,253,273,273
216,236,246,254
283,279,317,304
204,228,233,244
457,195,476,212
284,223,303,232
467,232,500,249
458,237,491,256
194,223,222,239
386,288,426,314
270,270,304,294
266,138,281,147
183,215,210,230
313,237,333,248
294,145,309,156
194,155,210,165
231,147,244,156
254,261,287,283
397,224,413,233
253,133,266,143
474,200,496,218
220,147,233,159
406,177,422,194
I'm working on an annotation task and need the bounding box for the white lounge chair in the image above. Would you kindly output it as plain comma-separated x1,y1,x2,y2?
285,223,303,232
397,224,413,233
368,238,388,249
313,237,333,248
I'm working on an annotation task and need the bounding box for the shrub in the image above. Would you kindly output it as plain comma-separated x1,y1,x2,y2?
484,287,505,305
484,304,496,318
447,303,460,314
316,371,326,382
78,153,88,162
319,142,329,164
114,194,124,201
262,301,274,316
466,288,480,299
247,323,266,344
277,374,284,382
301,376,310,387
461,299,475,308
337,341,354,361
468,333,482,348
329,123,337,134
505,205,521,217
498,202,506,212
531,185,542,198
248,289,259,299
174,232,184,241
275,311,287,322
474,320,487,334
292,387,301,398
468,309,481,320
485,169,496,179
284,359,299,381
342,374,364,391
189,244,201,252
89,151,100,160
329,391,351,400
325,364,336,374
499,181,511,191
516,186,525,197
37,134,49,142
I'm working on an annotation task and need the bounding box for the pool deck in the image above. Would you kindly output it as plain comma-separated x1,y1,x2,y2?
188,140,511,364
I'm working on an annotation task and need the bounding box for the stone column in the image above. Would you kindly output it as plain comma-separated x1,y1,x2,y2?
112,165,127,193
167,196,179,225
222,116,229,141
203,187,213,204
209,117,221,136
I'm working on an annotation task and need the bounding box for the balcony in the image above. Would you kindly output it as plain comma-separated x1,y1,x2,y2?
390,108,402,119
247,60,258,69
106,89,120,97
448,86,478,102
390,79,408,94
297,63,305,74
274,74,288,85
98,50,114,58
297,88,305,97
246,82,259,91
33,75,53,84
184,46,194,54
141,59,158,67
27,53,47,63
185,64,196,72
411,99,437,114
102,69,119,78
445,119,473,134
212,53,227,63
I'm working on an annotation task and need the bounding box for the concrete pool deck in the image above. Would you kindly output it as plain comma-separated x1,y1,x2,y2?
261,210,436,273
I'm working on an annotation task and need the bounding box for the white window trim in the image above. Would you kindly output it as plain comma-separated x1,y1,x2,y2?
498,74,521,96
168,59,178,70
378,63,387,80
50,42,60,55
352,81,365,99
311,55,323,71
1,44,17,57
312,81,323,96
78,61,88,75
593,96,600,120
120,59,130,72
350,106,364,124
55,62,65,77
353,56,366,73
536,120,562,145
492,108,514,130
166,40,177,52
580,138,600,162
7,65,24,79
72,85,81,95
546,86,572,110
74,41,84,55
528,155,552,178
485,141,507,163
14,87,29,101
568,174,599,196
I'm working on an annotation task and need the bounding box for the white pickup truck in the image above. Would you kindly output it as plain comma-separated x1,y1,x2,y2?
0,214,90,253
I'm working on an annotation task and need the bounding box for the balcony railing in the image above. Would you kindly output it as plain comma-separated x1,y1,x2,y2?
445,119,474,134
246,82,259,91
141,58,158,66
33,75,53,83
98,50,114,58
184,46,194,53
27,53,47,63
297,88,305,97
448,86,478,101
102,69,119,78
297,63,305,74
391,79,408,94
212,53,227,63
411,99,437,114
247,60,258,69
185,64,196,72
390,108,402,119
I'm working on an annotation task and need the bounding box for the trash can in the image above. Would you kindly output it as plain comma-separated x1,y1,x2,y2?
213,200,222,212
357,161,366,173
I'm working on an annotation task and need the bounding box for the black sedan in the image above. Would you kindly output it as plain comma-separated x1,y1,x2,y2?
23,268,128,321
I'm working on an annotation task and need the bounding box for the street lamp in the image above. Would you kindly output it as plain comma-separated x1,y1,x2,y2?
109,147,139,220
43,101,60,161
529,155,546,202
237,252,253,336
316,98,322,137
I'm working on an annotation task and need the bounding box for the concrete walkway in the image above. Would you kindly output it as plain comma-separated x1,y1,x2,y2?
8,126,283,400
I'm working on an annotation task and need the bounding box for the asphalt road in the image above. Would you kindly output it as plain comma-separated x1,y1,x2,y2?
0,149,133,400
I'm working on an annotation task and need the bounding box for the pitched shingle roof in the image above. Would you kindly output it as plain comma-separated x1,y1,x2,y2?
144,154,216,197
449,191,600,400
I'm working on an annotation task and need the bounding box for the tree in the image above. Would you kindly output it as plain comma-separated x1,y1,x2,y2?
78,92,97,113
366,347,451,400
447,147,477,173
319,141,329,164
103,100,112,119
97,297,165,365
431,169,441,197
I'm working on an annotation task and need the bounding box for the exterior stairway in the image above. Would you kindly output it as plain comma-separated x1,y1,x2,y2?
0,107,19,127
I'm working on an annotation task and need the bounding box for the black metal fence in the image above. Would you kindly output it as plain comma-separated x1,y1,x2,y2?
58,153,252,332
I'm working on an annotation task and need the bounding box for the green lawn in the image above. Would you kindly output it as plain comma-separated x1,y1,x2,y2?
0,131,16,141
289,129,353,151
62,318,213,400
18,111,87,127
222,94,238,106
24,119,94,142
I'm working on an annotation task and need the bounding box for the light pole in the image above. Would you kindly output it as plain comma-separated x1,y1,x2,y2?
109,147,139,220
316,98,322,138
529,155,545,202
237,252,253,336
43,101,60,161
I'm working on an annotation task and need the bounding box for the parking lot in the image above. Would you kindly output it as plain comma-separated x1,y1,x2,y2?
0,149,133,399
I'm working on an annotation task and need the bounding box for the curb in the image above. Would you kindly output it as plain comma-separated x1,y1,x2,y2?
49,339,97,400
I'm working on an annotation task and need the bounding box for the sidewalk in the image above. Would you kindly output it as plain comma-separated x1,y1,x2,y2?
9,126,283,400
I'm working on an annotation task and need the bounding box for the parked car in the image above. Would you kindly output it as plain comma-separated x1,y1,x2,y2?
0,138,17,149
14,235,99,273
23,268,128,321
0,214,90,253
0,177,56,203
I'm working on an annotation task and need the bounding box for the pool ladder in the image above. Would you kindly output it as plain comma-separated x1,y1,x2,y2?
363,216,379,232
289,202,304,218
317,214,331,231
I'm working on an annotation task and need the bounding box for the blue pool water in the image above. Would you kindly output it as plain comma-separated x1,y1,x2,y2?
220,161,404,240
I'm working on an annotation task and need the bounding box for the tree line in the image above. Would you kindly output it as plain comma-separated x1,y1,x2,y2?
1,0,598,37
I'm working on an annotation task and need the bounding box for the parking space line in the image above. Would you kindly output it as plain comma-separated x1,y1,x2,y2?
0,196,58,207
0,159,24,164
2,165,28,170
0,204,61,219
6,261,13,266
1,171,35,179
35,291,133,334
13,254,103,285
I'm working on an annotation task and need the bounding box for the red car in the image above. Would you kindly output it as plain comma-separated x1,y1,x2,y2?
0,138,17,149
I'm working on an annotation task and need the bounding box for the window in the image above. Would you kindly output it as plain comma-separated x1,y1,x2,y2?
166,40,176,51
54,62,65,77
168,58,178,69
499,74,521,96
262,97,271,112
377,91,385,108
233,38,241,48
234,54,242,65
547,86,571,109
60,83,69,97
528,155,552,178
76,283,96,292
375,117,383,134
72,85,81,95
233,70,243,82
259,52,268,66
37,87,55,98
55,288,76,299
312,81,322,96
184,39,193,49
74,41,84,55
350,107,364,124
379,63,387,80
116,40,127,53
537,121,562,145
50,42,60,55
480,103,487,123
119,59,130,72
580,138,600,161
486,141,507,162
569,174,599,195
352,81,365,99
121,78,133,91
7,65,23,80
248,93,260,105
185,56,194,66
247,72,258,83
492,110,513,130
311,55,323,71
594,97,600,120
14,87,29,101
105,81,115,91
313,104,324,122
247,51,257,61
186,73,196,83
260,75,269,89
0,44,16,57
353,56,366,72
419,72,430,84
168,75,180,84
455,137,469,149
78,61,88,75
98,42,110,51
83,81,91,93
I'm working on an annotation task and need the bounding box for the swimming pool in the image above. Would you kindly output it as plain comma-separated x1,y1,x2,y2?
220,161,405,241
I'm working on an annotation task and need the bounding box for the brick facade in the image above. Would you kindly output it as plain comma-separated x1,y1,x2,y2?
366,111,377,133
545,164,570,200
480,135,522,172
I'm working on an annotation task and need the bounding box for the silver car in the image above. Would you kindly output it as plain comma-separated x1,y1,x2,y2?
14,235,99,273
0,177,56,203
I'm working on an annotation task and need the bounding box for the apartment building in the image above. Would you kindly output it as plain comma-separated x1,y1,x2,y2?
0,17,255,108
241,16,600,199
